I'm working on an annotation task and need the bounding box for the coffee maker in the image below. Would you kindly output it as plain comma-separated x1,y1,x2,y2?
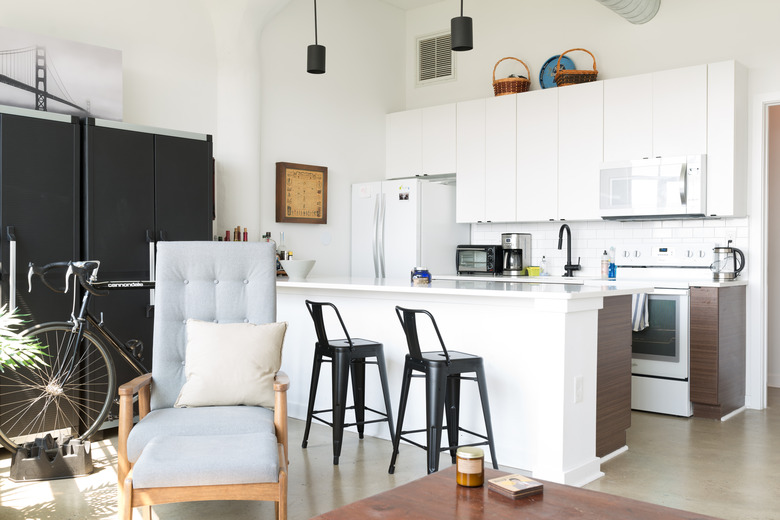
501,233,532,276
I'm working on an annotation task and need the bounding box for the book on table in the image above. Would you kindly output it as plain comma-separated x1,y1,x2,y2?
487,474,543,499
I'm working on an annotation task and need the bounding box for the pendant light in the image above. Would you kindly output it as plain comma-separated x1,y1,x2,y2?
307,0,326,74
451,0,473,52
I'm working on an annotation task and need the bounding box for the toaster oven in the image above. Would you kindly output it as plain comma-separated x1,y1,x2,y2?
456,245,502,275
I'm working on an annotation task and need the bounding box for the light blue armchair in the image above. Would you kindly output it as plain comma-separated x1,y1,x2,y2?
117,241,289,520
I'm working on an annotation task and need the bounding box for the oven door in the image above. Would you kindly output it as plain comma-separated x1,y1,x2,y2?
631,288,689,380
456,247,493,274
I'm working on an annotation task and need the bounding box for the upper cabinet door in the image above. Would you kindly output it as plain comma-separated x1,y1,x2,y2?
603,73,653,162
485,94,517,222
422,104,457,175
706,60,747,217
0,113,80,324
516,88,558,221
386,109,422,179
558,81,604,221
456,98,487,223
155,135,213,241
84,125,155,274
653,64,707,157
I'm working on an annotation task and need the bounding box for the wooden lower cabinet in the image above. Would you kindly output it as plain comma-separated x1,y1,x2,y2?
596,295,632,457
689,285,746,419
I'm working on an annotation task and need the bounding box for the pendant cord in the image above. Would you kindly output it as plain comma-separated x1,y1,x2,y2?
460,0,464,17
314,0,319,45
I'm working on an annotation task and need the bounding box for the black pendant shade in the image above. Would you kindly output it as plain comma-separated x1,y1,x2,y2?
307,44,326,74
451,0,473,52
307,0,326,74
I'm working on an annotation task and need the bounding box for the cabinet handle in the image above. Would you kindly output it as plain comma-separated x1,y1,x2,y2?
6,226,16,311
147,230,156,307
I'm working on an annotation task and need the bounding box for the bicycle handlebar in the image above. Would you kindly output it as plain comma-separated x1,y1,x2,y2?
28,260,109,297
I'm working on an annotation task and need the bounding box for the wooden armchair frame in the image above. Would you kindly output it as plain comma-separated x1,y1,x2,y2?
117,371,290,520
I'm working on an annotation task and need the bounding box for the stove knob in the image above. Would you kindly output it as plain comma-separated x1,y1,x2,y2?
623,250,630,258
634,250,641,258
686,250,694,258
699,250,707,258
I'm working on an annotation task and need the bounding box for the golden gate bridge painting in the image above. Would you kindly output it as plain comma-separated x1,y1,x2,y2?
0,26,122,121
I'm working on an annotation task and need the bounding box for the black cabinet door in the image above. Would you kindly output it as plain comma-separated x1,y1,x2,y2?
83,125,155,275
155,135,213,241
0,113,79,325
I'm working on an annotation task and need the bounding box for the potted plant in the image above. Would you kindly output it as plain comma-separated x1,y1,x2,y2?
0,305,47,373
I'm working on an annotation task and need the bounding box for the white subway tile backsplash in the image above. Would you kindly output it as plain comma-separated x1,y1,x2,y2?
469,217,750,276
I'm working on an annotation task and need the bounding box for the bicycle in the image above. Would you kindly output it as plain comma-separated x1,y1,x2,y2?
0,260,154,454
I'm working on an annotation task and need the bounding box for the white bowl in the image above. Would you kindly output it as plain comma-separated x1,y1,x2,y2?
281,259,315,281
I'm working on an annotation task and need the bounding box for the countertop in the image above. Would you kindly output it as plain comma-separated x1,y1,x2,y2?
435,273,748,289
276,276,653,300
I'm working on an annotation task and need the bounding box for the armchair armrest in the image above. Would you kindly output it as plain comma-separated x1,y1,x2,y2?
274,371,290,466
117,373,152,488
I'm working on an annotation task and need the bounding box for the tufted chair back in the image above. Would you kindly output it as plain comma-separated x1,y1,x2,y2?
149,241,278,410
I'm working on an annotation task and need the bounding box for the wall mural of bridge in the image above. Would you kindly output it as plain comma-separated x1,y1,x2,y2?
0,27,122,121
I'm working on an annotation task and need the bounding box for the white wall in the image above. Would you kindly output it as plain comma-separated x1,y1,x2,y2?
404,0,780,108
0,0,218,133
257,0,405,276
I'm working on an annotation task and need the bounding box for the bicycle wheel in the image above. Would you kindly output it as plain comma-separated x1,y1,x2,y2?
0,322,116,453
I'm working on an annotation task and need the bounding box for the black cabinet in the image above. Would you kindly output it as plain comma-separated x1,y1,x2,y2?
82,120,213,377
0,111,80,324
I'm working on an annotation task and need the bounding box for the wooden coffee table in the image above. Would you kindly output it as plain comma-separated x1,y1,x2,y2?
313,467,722,520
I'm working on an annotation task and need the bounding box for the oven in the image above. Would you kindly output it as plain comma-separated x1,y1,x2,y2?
630,288,692,417
456,245,502,275
616,242,715,417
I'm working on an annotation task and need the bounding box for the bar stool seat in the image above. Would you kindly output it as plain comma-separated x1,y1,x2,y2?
301,300,395,465
389,306,498,475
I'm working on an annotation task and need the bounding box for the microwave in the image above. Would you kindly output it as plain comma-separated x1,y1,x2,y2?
599,155,706,219
456,245,502,274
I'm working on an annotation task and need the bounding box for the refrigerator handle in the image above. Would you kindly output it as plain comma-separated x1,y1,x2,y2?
372,194,381,277
378,194,386,278
6,226,16,311
147,229,156,308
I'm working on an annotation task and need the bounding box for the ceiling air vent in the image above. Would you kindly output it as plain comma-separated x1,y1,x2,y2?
417,32,455,86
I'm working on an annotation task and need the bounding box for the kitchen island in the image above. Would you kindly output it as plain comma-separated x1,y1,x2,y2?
276,277,652,486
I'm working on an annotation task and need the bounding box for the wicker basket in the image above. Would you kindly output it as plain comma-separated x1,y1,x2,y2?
492,57,531,96
554,48,598,87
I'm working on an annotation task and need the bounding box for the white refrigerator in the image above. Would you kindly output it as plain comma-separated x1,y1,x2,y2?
351,178,469,278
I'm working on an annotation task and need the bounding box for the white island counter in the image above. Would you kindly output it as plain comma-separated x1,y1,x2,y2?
276,276,652,486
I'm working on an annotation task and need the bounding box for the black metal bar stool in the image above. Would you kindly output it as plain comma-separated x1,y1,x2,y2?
301,300,395,465
388,306,498,475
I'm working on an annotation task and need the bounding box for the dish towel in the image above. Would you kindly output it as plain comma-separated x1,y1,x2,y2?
632,293,649,332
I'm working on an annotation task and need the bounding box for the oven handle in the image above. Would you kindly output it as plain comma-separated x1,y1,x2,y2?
649,287,690,296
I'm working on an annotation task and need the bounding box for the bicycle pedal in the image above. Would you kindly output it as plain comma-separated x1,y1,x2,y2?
125,339,144,360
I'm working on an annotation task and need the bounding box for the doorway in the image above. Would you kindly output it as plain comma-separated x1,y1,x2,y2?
767,105,780,391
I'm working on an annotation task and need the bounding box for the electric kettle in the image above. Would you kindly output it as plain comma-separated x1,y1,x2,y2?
710,241,745,281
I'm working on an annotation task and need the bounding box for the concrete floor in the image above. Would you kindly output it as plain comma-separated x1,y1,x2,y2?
0,388,777,520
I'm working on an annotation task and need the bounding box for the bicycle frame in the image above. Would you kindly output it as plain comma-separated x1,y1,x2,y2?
70,279,156,378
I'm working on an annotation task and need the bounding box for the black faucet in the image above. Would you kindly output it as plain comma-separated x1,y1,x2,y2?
557,224,581,277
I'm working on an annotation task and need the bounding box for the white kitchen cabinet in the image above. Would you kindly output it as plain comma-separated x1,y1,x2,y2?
386,109,422,179
422,104,457,175
385,104,456,179
706,60,747,217
603,73,653,162
485,94,517,222
516,88,558,221
456,98,487,223
558,81,604,221
653,64,707,157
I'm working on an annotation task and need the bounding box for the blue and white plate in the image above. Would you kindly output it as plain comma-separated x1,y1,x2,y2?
539,55,575,89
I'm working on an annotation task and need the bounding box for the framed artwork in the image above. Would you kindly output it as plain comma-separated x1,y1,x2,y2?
275,162,327,224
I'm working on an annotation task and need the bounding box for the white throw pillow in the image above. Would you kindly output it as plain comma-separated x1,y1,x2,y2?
174,320,287,409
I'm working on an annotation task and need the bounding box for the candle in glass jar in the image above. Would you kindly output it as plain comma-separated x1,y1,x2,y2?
456,447,484,487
